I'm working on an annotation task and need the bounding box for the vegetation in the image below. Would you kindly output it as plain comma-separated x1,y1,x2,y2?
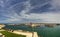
0,31,26,37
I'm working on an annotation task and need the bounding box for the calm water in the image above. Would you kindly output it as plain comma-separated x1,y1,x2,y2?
4,25,60,37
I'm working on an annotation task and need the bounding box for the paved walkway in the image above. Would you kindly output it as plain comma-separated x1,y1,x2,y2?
10,30,38,37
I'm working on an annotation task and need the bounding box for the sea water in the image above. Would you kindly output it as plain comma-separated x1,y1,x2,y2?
4,25,60,37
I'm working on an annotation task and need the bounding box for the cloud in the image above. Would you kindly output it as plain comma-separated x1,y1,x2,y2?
1,0,60,23
19,0,60,23
50,0,60,10
21,11,60,23
0,0,31,23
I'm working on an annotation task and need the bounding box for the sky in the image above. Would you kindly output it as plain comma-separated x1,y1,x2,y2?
0,0,60,23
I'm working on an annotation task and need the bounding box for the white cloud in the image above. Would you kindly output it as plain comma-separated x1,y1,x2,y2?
22,12,60,23
1,0,60,23
20,0,32,15
19,0,60,23
50,0,60,10
1,0,31,23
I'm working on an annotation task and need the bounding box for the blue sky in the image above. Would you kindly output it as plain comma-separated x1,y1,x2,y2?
0,0,60,23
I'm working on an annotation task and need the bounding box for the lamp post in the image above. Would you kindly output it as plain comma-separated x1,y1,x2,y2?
30,22,35,37
32,27,34,37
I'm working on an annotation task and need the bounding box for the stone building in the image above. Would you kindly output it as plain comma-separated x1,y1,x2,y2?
25,23,58,27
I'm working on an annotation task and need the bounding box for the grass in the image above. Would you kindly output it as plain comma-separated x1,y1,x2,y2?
0,31,26,37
